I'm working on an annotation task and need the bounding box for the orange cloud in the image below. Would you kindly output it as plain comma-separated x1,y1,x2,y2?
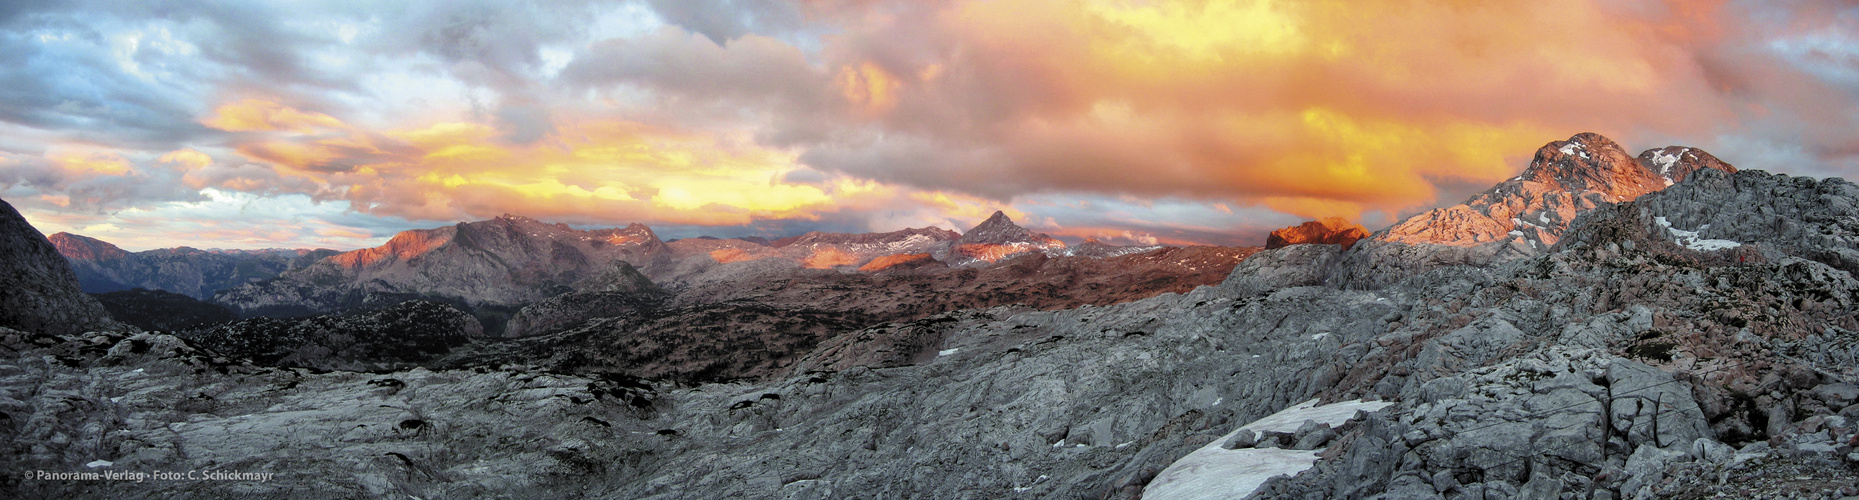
203,99,346,133
49,150,133,177
157,149,212,170
797,0,1765,217
838,62,900,114
203,100,1011,229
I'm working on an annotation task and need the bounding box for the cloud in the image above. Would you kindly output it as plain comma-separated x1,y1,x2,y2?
643,0,806,45
18,188,424,251
4,0,1859,249
759,0,1859,219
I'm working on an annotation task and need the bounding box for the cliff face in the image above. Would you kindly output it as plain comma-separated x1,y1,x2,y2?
0,199,120,335
1265,217,1370,250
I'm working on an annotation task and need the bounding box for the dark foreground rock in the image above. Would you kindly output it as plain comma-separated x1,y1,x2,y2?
179,300,485,371
0,198,122,335
93,288,239,332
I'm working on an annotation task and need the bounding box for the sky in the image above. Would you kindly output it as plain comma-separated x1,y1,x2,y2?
1,0,1856,251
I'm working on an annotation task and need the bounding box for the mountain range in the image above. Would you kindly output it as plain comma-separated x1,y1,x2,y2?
4,132,1857,499
48,232,340,299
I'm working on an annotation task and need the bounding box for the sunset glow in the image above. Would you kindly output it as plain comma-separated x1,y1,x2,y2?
2,0,1854,250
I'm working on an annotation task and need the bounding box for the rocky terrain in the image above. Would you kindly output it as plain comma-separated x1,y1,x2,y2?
91,289,239,332
1338,132,1740,289
209,210,1234,338
178,300,486,372
1266,217,1370,250
50,232,338,299
940,211,1069,266
3,133,1857,499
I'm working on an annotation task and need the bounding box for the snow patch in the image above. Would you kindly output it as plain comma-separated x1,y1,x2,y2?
1652,150,1678,174
1014,475,1052,492
1309,333,1328,341
1654,216,1742,251
1652,150,1680,186
1143,399,1394,500
937,348,959,357
1559,143,1582,156
86,460,113,468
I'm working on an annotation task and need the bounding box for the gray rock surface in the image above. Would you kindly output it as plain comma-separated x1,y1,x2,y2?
179,300,486,371
4,142,1858,499
502,262,668,338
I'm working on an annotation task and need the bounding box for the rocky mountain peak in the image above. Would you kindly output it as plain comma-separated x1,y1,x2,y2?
1637,146,1736,186
958,211,1059,246
1379,133,1736,250
1265,217,1369,250
48,232,129,262
1518,132,1667,200
948,211,1065,265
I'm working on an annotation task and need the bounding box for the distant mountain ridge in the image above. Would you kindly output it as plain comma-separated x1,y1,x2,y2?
210,214,676,323
49,232,339,299
209,210,1189,328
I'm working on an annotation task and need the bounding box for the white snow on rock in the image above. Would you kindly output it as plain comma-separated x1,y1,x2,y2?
1654,216,1742,251
1142,399,1393,500
85,460,113,468
1652,150,1678,174
1559,143,1582,156
938,348,959,357
1652,149,1684,186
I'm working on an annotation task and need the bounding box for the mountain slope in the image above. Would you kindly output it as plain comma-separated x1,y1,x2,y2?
212,215,674,319
1382,132,1736,249
1266,217,1369,249
1337,132,1737,288
92,289,239,332
942,211,1067,266
50,232,338,299
0,199,121,335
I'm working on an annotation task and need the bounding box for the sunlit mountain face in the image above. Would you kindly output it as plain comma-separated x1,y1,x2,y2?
2,1,1856,250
